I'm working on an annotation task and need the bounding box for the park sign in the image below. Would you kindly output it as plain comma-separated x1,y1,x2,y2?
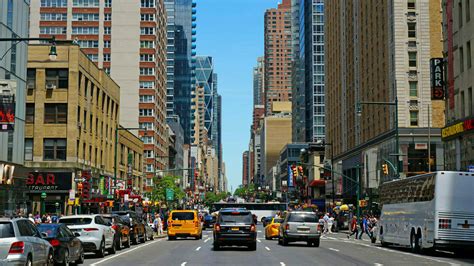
430,58,444,100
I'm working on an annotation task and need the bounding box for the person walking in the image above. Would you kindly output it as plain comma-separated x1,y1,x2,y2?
347,216,359,239
323,213,330,234
358,216,369,240
328,215,334,234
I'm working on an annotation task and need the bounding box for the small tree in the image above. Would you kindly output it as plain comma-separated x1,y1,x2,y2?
150,176,185,204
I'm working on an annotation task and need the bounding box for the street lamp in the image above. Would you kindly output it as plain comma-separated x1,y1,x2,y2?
0,37,58,61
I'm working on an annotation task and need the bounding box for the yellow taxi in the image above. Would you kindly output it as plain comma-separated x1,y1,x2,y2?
264,217,284,240
167,210,202,240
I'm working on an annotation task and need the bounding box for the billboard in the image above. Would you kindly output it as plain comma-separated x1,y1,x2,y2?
26,172,72,192
0,102,15,131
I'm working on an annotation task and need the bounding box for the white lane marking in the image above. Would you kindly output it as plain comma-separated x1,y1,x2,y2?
374,263,383,266
257,239,261,243
265,246,271,251
181,263,187,266
196,246,201,251
280,262,286,266
257,230,262,233
329,248,340,252
90,238,162,266
204,238,210,243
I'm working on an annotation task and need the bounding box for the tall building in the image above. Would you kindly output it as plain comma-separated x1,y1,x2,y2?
0,0,30,215
242,150,249,186
28,0,169,190
442,0,474,170
264,0,293,115
253,56,265,106
292,0,325,143
326,1,445,199
165,0,197,144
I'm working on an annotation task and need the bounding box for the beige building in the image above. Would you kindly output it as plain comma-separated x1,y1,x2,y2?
326,0,445,198
29,0,168,190
25,44,143,214
117,128,144,195
260,102,292,184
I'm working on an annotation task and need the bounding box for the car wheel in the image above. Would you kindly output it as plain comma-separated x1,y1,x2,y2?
307,241,312,247
265,233,271,240
149,232,154,240
75,247,85,264
108,239,116,255
168,236,176,241
141,232,146,243
213,242,220,251
313,239,320,247
125,235,131,248
410,230,419,253
132,232,138,245
26,254,32,266
46,250,54,266
96,239,105,258
248,242,257,251
277,236,282,245
282,236,288,246
61,250,69,266
116,235,122,250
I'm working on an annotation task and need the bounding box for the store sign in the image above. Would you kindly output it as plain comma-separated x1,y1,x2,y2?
287,166,294,187
430,58,444,100
81,171,91,199
442,118,474,139
0,102,15,131
26,172,72,191
414,143,428,150
0,164,15,185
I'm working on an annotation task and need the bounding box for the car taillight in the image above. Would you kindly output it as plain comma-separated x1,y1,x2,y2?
8,241,24,254
83,228,99,231
439,219,451,229
250,224,256,232
49,239,60,247
215,224,221,232
285,224,290,231
195,221,200,227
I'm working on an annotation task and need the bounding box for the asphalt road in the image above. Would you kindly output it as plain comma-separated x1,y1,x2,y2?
82,226,474,266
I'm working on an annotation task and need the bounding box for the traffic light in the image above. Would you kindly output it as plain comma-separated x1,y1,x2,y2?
382,164,389,175
298,166,304,176
77,182,83,195
292,166,298,177
359,200,368,207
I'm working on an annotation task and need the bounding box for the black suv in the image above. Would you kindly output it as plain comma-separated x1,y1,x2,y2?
112,210,146,244
213,209,257,251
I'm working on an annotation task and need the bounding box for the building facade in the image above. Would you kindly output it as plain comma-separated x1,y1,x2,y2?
442,0,474,170
165,0,197,144
28,0,168,190
0,0,30,216
253,56,265,106
326,0,445,202
242,150,249,186
264,0,293,115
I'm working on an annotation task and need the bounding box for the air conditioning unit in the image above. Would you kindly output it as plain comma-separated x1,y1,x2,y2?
46,83,56,90
27,83,35,89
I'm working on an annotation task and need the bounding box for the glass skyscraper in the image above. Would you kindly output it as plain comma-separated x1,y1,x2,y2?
165,0,197,144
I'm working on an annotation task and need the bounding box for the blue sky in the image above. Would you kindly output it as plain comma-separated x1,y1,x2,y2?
197,0,278,192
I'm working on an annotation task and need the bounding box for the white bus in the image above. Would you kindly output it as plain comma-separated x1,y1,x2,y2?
378,171,474,253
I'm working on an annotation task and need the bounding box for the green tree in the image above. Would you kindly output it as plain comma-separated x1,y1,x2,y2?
150,176,185,204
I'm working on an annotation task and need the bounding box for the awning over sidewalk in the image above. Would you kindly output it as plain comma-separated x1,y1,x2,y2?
309,179,326,187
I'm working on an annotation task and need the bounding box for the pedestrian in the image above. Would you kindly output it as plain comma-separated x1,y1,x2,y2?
323,213,329,234
28,214,35,224
358,216,369,240
46,213,52,224
328,216,334,234
347,216,359,239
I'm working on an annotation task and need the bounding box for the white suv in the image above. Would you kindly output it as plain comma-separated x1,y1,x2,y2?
59,215,116,257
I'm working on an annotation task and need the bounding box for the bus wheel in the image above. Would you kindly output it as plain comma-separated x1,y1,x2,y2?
410,230,420,253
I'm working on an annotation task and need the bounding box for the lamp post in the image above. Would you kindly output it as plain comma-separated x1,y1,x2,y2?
0,37,58,61
357,98,400,178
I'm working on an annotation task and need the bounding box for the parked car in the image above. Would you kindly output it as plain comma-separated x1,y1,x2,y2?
37,223,84,265
203,214,216,229
101,214,131,250
112,211,146,245
144,224,154,241
278,211,321,247
261,216,273,227
0,218,54,265
59,214,116,257
167,210,202,240
265,218,284,240
213,209,257,251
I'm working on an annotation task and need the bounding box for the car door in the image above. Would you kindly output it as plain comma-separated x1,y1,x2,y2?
18,220,44,264
28,221,50,263
61,226,79,259
96,216,114,247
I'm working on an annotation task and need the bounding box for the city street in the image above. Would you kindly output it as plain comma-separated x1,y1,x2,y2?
82,227,474,266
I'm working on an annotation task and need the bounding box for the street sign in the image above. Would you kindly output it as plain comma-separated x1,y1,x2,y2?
74,177,85,183
166,188,174,201
69,189,75,200
41,192,47,199
107,195,114,199
468,165,474,172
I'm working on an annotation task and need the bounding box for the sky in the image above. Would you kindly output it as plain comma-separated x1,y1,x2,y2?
197,0,279,192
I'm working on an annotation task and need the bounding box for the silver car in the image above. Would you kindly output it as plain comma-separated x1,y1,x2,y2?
278,211,321,247
0,218,54,265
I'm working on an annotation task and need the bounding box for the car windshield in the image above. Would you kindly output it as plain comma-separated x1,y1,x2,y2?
59,217,92,225
37,225,58,238
288,213,318,223
219,212,253,223
273,218,284,223
0,222,14,238
171,212,195,220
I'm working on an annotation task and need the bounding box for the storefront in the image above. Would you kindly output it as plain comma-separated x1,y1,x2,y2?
0,163,29,217
442,118,474,171
26,172,72,215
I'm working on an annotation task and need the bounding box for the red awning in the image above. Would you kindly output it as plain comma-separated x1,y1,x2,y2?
309,179,326,187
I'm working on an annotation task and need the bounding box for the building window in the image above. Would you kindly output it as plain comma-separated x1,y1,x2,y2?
468,41,472,69
27,69,36,89
140,41,155,48
104,40,111,48
461,91,466,117
103,54,111,62
139,95,155,103
140,68,155,75
104,68,110,75
467,0,471,22
141,0,155,8
40,27,67,35
46,69,68,88
408,52,417,67
41,0,67,7
139,81,155,88
26,104,35,123
409,81,418,97
104,27,111,35
139,122,154,130
459,1,463,27
410,111,419,126
144,150,154,158
44,104,68,124
72,0,99,7
460,46,465,73
141,14,156,21
140,54,155,62
105,0,112,7
407,0,416,9
139,109,154,117
87,54,98,62
146,164,154,173
24,139,33,161
141,136,154,144
140,27,155,35
72,27,99,35
72,13,99,21
408,22,416,38
40,13,67,21
104,13,111,21
43,139,67,161
77,40,99,48
467,87,473,116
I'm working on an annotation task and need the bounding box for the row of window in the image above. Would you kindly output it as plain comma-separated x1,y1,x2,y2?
41,0,111,7
26,103,67,124
458,41,472,74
